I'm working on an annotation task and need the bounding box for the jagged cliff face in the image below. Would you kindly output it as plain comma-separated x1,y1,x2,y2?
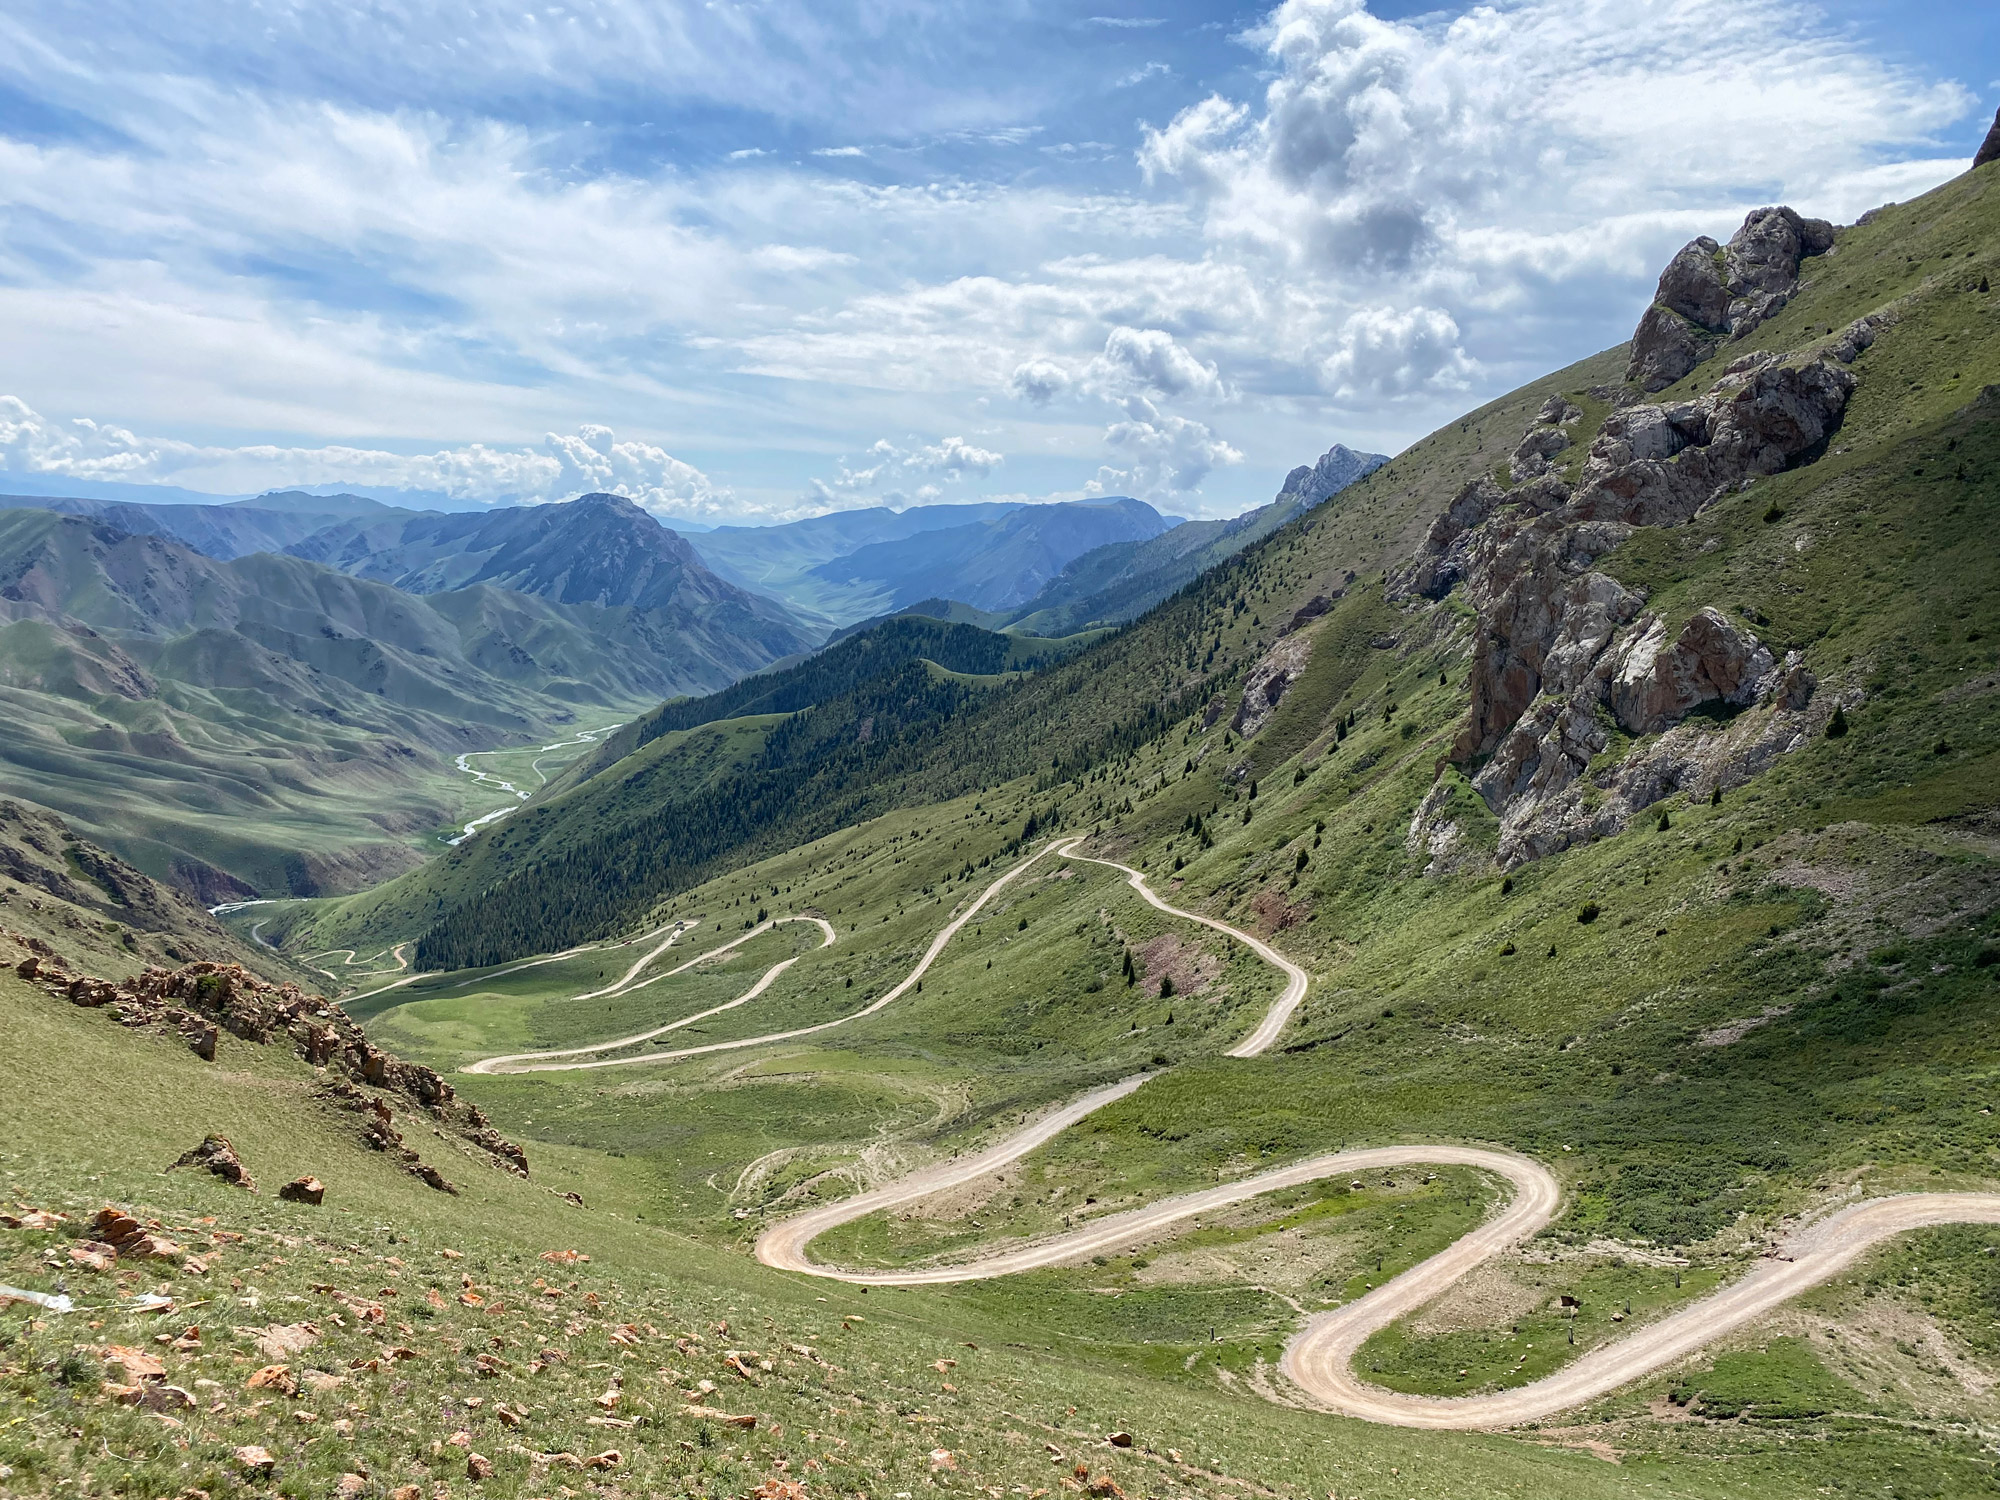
1389,204,1892,870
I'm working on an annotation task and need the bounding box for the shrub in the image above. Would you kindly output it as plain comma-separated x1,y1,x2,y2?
1578,902,1601,924
1825,705,1848,738
1159,975,1175,999
1762,503,1786,523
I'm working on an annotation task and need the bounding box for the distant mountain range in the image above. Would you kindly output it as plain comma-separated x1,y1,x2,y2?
0,452,1386,901
0,500,816,900
1005,446,1386,634
686,498,1164,625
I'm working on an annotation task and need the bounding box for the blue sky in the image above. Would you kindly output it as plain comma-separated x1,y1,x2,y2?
0,0,1990,523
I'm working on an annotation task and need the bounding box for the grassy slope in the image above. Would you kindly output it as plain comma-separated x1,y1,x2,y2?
2,966,1695,1500
18,167,1999,1494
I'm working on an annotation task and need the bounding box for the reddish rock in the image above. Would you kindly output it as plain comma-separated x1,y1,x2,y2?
168,1135,257,1192
279,1175,325,1206
1610,608,1775,735
233,1445,276,1478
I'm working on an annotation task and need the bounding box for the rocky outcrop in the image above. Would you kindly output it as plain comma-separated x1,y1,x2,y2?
1626,207,1835,390
1607,608,1774,735
1232,632,1315,738
1977,108,2000,170
169,1135,257,1192
1571,359,1854,526
1471,654,1824,866
1379,205,1872,869
4,933,528,1183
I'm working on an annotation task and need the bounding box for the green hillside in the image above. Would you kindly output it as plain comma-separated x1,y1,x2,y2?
0,508,789,898
6,163,1997,1499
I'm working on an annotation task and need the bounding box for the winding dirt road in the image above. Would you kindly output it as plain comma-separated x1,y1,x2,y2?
449,832,2000,1427
460,835,1073,1073
465,916,836,1074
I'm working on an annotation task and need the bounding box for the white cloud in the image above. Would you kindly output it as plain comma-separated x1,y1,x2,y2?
1087,396,1242,499
1319,304,1472,399
813,146,867,158
805,432,1005,506
0,395,731,517
1116,61,1172,88
1144,0,1971,289
1092,326,1221,399
0,0,1977,523
1008,359,1072,405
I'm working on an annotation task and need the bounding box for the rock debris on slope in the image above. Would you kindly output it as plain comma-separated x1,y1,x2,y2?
5,930,528,1189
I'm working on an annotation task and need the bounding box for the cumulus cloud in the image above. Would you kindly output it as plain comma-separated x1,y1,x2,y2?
1087,396,1242,499
806,433,1005,505
1008,359,1072,405
1092,326,1222,399
1319,304,1472,399
0,396,730,517
1144,0,1970,285
1119,0,1974,417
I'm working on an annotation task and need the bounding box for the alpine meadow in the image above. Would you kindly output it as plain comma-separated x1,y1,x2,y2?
1,7,1998,1500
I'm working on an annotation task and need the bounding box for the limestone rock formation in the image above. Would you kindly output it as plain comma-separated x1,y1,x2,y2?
1625,206,1835,390
1608,608,1775,735
1232,632,1314,738
1571,359,1855,526
1383,206,1865,869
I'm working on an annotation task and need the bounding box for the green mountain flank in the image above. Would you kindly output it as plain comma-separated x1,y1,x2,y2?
3,159,1997,1500
0,506,799,899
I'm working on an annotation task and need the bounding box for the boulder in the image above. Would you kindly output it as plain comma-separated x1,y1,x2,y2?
168,1134,256,1192
279,1175,326,1206
233,1446,277,1479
